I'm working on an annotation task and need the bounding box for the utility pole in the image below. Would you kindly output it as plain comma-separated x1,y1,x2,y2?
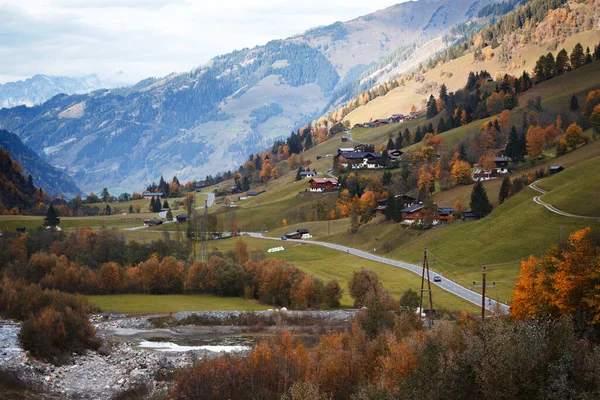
419,248,434,329
472,265,496,320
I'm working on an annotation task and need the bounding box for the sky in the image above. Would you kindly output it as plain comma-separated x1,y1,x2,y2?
0,0,402,84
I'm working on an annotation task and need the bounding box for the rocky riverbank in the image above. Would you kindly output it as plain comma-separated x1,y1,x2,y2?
0,309,356,399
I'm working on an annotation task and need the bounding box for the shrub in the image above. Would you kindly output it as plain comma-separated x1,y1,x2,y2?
19,306,99,364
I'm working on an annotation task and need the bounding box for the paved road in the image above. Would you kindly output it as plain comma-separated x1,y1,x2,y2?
530,180,598,219
245,232,510,314
196,191,215,210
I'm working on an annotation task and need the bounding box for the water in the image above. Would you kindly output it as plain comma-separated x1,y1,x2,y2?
136,335,258,353
138,340,250,353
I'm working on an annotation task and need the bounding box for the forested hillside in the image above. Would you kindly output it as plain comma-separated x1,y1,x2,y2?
0,147,48,214
0,130,81,197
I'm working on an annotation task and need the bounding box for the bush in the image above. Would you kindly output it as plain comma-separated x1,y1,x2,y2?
19,306,99,364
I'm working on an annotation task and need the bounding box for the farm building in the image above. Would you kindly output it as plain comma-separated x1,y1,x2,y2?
309,178,338,192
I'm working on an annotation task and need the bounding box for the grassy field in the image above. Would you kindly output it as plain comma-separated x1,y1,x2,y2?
87,294,269,313
209,236,479,312
536,154,600,217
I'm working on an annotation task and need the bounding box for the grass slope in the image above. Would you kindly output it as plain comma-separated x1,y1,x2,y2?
87,294,268,313
208,236,479,312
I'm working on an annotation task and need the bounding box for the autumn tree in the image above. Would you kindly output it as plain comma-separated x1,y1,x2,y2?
563,123,586,150
99,262,123,294
348,268,380,308
322,280,343,308
451,160,472,185
526,125,546,159
590,104,600,140
453,199,463,219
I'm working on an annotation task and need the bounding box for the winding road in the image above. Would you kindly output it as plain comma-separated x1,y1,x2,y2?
530,180,598,219
245,232,510,314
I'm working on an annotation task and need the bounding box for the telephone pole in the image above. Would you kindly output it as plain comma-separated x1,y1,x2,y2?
419,248,434,329
472,265,496,320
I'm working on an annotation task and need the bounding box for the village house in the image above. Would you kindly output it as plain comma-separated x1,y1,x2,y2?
400,203,455,225
472,155,512,180
308,177,338,192
299,170,317,179
142,191,164,199
373,118,391,127
549,165,564,174
390,114,404,123
337,150,382,169
388,149,403,159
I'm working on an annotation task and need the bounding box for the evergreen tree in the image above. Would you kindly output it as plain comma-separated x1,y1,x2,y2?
505,126,519,161
150,197,156,212
403,128,411,145
43,205,60,228
105,204,112,215
570,43,585,69
437,117,446,134
394,133,403,149
154,197,162,212
439,84,448,103
101,187,110,203
387,138,394,150
242,176,250,191
166,209,174,221
555,49,570,75
427,123,434,134
415,126,423,143
383,192,395,221
570,95,579,111
470,180,493,218
382,171,392,186
304,132,313,149
295,166,303,181
380,150,389,167
163,200,170,209
27,174,34,191
426,95,438,119
594,44,600,61
129,205,134,213
498,176,511,204
585,47,593,64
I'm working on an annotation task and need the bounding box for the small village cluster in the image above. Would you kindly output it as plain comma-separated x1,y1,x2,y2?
352,112,418,129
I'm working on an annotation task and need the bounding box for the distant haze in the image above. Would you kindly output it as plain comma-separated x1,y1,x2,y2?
0,0,402,84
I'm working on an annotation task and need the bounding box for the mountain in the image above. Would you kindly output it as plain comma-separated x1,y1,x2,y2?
0,74,117,109
0,0,504,192
0,145,47,213
0,130,81,197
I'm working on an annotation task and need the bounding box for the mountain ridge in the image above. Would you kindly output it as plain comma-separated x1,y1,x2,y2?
0,74,120,109
0,0,504,192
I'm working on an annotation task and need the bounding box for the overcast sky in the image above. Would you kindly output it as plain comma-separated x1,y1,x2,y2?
0,0,402,84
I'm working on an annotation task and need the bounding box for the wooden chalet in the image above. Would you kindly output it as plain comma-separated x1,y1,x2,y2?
549,165,564,174
374,118,391,127
309,178,338,193
337,150,382,169
176,214,188,222
400,204,454,225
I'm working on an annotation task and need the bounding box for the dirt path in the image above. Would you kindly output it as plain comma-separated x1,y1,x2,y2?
530,180,598,219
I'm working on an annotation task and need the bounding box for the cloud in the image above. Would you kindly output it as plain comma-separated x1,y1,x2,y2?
0,0,402,84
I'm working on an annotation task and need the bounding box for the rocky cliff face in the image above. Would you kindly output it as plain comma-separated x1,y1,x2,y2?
0,0,501,192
